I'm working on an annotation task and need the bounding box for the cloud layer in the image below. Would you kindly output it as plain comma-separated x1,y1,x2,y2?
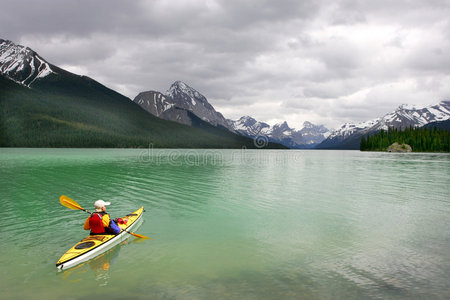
1,0,449,129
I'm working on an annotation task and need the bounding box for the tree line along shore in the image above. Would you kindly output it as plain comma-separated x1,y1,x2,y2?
360,126,450,152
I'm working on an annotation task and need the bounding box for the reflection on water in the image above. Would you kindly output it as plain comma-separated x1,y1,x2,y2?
89,245,120,286
60,239,140,286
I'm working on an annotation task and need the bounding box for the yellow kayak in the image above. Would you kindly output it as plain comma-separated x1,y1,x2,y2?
56,206,144,270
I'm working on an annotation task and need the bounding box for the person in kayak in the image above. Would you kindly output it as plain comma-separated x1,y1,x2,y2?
83,200,121,235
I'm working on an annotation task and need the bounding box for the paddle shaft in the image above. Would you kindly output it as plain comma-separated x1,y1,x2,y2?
80,208,91,214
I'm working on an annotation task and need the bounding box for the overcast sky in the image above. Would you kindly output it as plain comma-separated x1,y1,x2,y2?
1,0,449,129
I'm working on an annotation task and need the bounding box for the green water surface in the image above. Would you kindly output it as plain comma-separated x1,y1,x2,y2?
0,148,449,299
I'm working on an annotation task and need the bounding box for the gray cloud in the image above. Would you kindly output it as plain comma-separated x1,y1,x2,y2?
1,0,449,129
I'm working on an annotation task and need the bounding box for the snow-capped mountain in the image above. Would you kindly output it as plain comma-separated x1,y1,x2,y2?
0,39,55,86
134,90,200,126
166,81,232,130
297,121,331,145
134,81,234,130
228,116,271,137
228,117,330,148
318,100,450,149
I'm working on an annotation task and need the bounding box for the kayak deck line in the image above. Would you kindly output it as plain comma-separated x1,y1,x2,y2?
82,235,107,242
56,206,144,270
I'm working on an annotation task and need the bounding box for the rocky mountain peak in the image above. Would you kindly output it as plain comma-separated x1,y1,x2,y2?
238,116,258,126
398,103,421,111
302,121,314,128
134,81,233,130
273,121,290,131
166,81,208,106
0,38,55,86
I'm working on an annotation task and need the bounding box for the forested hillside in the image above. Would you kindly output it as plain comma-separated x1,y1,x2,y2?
360,126,450,152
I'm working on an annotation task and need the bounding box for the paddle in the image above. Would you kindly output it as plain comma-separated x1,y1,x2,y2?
60,195,150,239
60,195,91,213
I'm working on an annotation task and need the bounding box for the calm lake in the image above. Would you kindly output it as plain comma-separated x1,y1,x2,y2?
0,148,449,299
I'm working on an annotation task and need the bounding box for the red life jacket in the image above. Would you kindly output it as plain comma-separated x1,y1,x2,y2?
89,212,106,234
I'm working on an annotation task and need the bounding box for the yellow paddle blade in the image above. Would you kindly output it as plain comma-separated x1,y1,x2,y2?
125,230,151,239
131,233,151,239
60,195,84,211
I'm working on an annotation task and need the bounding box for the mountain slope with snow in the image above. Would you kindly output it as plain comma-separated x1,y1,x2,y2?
228,116,271,137
317,101,450,149
0,39,55,86
134,91,174,117
134,81,235,131
166,81,233,130
133,90,203,127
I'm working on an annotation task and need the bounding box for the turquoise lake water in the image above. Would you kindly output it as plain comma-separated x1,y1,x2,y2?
0,148,449,299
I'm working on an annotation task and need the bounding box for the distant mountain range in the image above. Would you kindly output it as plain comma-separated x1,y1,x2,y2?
134,80,449,149
317,101,450,149
227,117,330,149
0,38,284,148
134,82,331,148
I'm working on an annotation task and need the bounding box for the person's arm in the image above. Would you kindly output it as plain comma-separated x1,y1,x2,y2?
102,213,121,234
83,217,90,230
109,217,122,234
102,214,110,228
